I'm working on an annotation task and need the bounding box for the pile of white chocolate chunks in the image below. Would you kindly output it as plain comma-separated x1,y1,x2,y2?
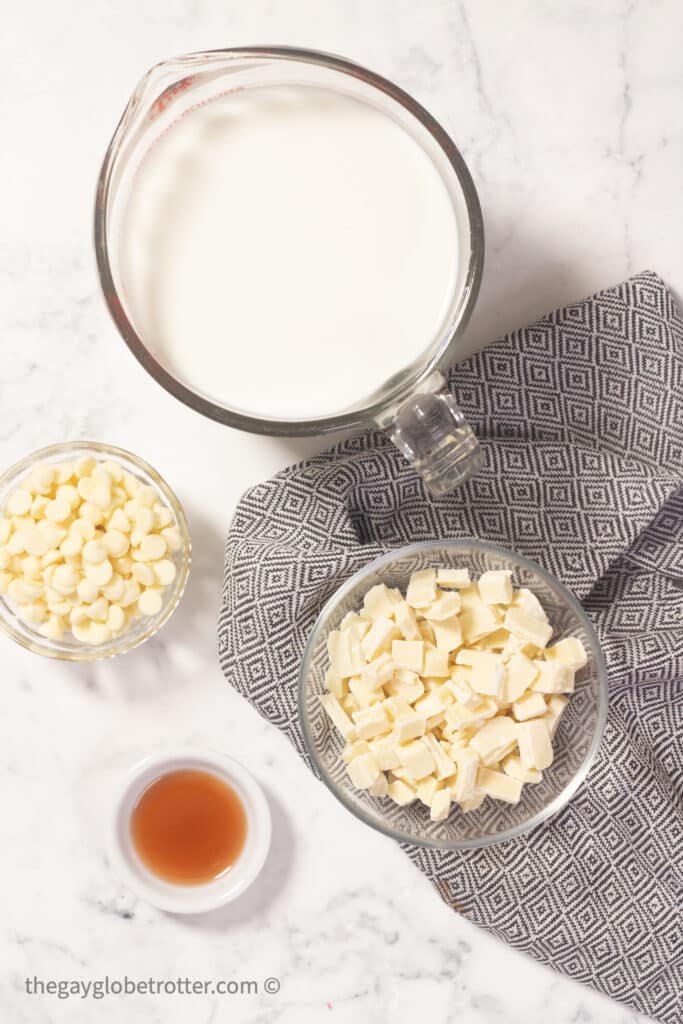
321,568,587,822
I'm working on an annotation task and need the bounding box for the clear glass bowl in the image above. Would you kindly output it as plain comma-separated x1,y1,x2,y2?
299,540,608,849
0,442,191,661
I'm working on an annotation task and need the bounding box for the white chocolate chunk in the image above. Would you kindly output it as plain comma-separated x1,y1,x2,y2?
340,611,371,641
328,628,363,678
369,737,402,771
320,693,356,740
461,793,486,812
478,570,513,606
414,691,448,722
368,772,389,797
546,636,587,671
470,716,517,766
387,777,417,805
397,739,434,781
349,675,383,709
445,698,497,732
422,732,456,780
385,670,424,704
512,587,548,619
517,719,554,770
324,667,345,699
452,747,480,803
459,605,500,644
347,752,381,790
361,617,399,661
545,694,569,739
422,645,450,677
426,591,461,620
512,690,547,721
501,651,539,703
393,600,421,640
406,568,437,608
436,567,470,589
501,753,543,784
416,775,440,806
418,620,435,645
503,606,553,649
361,652,395,690
447,669,480,708
430,787,451,821
455,650,505,700
352,703,392,740
362,583,401,621
473,627,510,652
531,660,574,694
391,639,424,672
430,615,462,652
342,740,370,763
392,707,427,743
476,767,522,804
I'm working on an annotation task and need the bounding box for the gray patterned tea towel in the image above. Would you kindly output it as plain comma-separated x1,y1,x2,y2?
219,271,682,1023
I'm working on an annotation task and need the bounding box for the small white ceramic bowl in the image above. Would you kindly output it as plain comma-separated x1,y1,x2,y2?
110,748,271,914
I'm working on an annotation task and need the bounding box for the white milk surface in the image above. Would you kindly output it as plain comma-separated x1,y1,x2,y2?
119,84,459,420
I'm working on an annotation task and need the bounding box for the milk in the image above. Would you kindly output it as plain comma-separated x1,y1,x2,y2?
119,85,459,420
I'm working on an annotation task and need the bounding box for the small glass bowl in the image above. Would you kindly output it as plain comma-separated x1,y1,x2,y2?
299,540,608,850
0,442,191,661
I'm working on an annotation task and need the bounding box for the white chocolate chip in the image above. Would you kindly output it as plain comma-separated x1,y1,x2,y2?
44,499,71,523
75,456,96,478
86,597,109,622
102,530,129,558
107,604,126,632
84,559,113,587
0,456,183,647
5,489,32,516
152,559,176,586
60,534,83,557
76,578,100,603
138,534,166,562
138,588,163,617
101,573,125,602
131,562,155,586
82,539,108,564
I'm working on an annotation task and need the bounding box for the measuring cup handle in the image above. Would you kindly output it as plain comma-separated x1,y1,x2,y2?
380,373,483,496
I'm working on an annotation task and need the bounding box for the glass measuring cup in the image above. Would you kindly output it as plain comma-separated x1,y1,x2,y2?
94,47,484,495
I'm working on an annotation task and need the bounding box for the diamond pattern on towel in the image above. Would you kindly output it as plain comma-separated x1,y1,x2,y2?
219,272,683,1024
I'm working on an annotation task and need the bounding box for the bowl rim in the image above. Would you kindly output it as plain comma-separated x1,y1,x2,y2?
0,441,191,661
298,538,609,850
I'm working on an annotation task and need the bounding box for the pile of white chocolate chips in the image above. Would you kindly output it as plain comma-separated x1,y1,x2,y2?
0,456,183,645
321,567,587,821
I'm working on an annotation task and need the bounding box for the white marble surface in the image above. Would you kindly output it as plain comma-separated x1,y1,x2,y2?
1,2,680,1022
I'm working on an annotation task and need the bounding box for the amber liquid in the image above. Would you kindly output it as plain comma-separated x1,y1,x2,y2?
130,769,247,885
